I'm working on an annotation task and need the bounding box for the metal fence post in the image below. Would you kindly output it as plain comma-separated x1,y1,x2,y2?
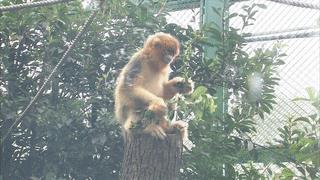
200,0,227,119
201,0,229,176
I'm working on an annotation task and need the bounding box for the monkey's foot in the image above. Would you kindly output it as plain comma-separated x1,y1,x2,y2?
170,121,188,140
148,98,167,116
143,124,167,139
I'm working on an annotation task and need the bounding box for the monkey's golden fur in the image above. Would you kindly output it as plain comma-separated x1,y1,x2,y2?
115,32,193,140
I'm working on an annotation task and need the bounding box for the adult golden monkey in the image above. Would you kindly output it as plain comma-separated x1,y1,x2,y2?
115,32,193,140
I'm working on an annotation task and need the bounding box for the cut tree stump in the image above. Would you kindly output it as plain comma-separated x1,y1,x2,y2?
120,133,183,180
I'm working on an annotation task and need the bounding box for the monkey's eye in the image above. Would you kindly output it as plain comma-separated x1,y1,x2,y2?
154,43,161,49
167,48,175,55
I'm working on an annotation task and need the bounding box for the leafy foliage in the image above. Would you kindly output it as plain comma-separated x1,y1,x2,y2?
0,0,163,179
0,0,297,179
174,2,284,179
275,87,320,179
237,162,267,180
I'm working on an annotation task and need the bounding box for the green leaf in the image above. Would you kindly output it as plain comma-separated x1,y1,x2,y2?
255,3,267,9
295,117,310,122
275,59,285,65
261,104,271,114
292,97,310,102
192,86,208,99
258,111,264,119
306,87,316,100
228,13,238,19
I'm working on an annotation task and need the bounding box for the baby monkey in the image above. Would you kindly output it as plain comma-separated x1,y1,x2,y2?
115,32,193,140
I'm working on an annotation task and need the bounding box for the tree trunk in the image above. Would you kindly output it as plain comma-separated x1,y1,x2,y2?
120,133,183,180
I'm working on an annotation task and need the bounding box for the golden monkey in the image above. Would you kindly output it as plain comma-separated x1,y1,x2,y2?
114,32,193,140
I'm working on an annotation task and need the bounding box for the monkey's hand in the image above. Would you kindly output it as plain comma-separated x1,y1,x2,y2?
174,77,194,95
148,98,167,116
169,121,188,141
143,123,167,139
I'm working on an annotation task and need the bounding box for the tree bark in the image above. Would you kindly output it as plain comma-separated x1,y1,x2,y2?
120,133,183,180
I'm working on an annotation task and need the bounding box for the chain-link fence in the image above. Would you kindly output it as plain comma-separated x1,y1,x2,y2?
165,0,319,178
230,1,319,177
229,0,319,145
166,8,200,29
165,0,319,144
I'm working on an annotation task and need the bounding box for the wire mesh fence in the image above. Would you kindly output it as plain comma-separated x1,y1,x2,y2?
166,8,201,29
229,0,319,145
165,0,319,145
165,0,319,178
230,0,319,178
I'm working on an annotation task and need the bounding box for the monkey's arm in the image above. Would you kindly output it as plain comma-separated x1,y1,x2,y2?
163,77,194,99
163,77,182,99
129,86,168,139
130,86,167,115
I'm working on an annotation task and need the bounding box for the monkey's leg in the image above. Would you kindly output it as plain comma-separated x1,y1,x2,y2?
130,87,167,115
122,110,141,142
143,117,188,140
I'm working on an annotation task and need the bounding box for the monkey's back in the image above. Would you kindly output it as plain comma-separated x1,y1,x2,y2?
114,52,143,124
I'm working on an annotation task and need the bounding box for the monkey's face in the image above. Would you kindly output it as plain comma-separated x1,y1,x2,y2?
145,33,180,65
154,42,177,64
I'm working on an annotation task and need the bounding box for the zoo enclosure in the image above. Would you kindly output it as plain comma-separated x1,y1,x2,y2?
0,0,318,178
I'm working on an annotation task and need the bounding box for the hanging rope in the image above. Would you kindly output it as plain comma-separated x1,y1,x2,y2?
1,10,98,145
244,29,320,42
266,0,320,10
0,0,71,12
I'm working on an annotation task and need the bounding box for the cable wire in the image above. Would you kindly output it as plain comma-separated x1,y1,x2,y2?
266,0,320,10
244,26,319,37
244,29,320,42
0,0,71,12
1,10,98,145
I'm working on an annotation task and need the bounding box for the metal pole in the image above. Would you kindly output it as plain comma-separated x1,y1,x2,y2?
201,0,228,176
201,0,226,118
